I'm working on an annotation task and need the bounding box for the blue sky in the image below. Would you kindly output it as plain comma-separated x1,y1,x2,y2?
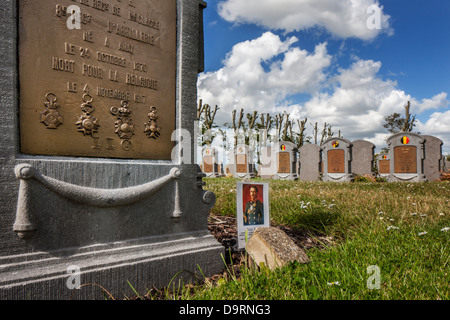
198,0,450,153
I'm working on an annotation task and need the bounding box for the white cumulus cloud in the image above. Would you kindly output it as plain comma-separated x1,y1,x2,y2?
197,31,332,125
218,0,393,40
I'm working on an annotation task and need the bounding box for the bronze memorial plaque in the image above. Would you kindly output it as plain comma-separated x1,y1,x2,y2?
203,156,213,173
378,160,390,174
19,0,176,159
277,152,290,174
236,155,247,173
327,149,345,174
394,146,417,173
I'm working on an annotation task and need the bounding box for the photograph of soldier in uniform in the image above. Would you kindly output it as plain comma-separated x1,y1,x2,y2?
243,185,264,225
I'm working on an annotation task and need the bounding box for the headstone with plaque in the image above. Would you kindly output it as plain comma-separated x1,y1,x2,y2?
321,137,353,182
376,152,390,178
0,0,224,300
422,135,444,181
229,144,255,179
273,141,298,180
298,144,321,181
201,146,220,177
387,132,426,182
351,140,375,177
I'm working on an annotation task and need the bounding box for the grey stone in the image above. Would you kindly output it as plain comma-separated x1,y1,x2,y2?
387,132,426,182
351,140,375,176
246,227,309,270
422,135,444,181
258,146,274,179
0,0,224,300
298,144,321,181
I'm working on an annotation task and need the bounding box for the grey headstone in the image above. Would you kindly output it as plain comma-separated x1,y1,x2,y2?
258,146,274,179
229,144,255,179
201,146,221,177
387,132,426,182
298,144,321,181
272,141,298,180
320,137,353,182
0,0,224,300
375,152,390,177
422,135,444,181
351,140,375,176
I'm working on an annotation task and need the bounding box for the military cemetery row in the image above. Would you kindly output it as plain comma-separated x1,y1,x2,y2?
201,133,446,182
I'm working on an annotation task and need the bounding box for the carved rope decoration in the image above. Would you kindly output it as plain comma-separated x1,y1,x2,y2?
13,164,181,239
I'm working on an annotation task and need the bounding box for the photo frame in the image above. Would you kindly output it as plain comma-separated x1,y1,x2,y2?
236,182,270,249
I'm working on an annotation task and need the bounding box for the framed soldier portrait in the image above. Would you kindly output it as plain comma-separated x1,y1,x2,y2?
236,182,270,249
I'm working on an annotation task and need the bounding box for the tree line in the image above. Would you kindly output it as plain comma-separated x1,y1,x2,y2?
197,99,418,150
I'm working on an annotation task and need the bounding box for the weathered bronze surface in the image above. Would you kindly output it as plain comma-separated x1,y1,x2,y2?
277,152,290,174
394,146,417,173
202,155,213,173
19,0,176,159
378,160,390,174
236,155,247,173
327,149,345,173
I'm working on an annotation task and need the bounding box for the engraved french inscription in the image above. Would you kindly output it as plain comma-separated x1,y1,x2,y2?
236,155,247,173
378,160,390,174
278,152,290,174
19,0,176,160
203,156,213,173
394,146,417,174
327,149,345,174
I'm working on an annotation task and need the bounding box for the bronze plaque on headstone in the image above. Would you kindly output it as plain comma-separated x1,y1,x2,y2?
19,0,176,160
203,155,213,173
378,160,390,174
236,155,247,173
277,152,290,174
394,146,417,173
327,149,345,173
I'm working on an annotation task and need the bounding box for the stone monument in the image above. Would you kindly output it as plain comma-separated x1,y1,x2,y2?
201,146,221,177
321,137,353,182
229,144,255,179
298,144,321,181
273,141,298,180
376,152,390,178
351,140,375,177
258,146,274,179
387,132,426,182
422,135,444,181
0,0,223,300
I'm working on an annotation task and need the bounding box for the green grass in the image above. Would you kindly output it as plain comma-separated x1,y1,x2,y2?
185,178,450,300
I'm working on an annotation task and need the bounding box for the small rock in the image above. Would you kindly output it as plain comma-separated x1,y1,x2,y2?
246,227,310,270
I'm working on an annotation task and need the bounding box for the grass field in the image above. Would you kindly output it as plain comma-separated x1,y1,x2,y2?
172,178,450,300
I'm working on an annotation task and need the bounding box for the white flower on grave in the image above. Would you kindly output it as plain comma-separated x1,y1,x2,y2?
377,211,383,215
439,213,444,216
440,227,450,232
412,203,416,206
419,214,427,217
379,217,384,220
418,232,427,236
327,281,340,286
410,212,417,216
